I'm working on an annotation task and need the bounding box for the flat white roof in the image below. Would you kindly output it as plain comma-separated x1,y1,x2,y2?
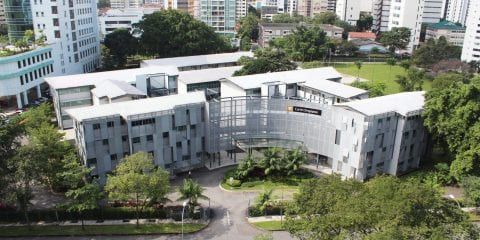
66,92,206,121
338,91,425,116
91,80,146,99
224,67,366,98
46,66,179,90
141,52,254,68
178,66,241,85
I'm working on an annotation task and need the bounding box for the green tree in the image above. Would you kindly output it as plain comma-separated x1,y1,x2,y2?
259,147,283,176
21,103,54,131
399,59,411,71
335,40,358,56
431,72,468,90
64,176,103,230
177,179,208,214
395,68,425,91
105,152,170,227
233,48,296,76
285,175,477,239
104,29,138,68
235,154,256,180
351,80,386,97
356,13,373,31
272,13,304,23
284,148,306,176
23,30,35,47
238,13,259,42
461,176,480,208
354,60,363,79
311,12,338,25
380,27,411,53
101,45,116,70
278,25,329,61
386,58,396,77
423,77,480,180
412,37,462,68
255,189,273,212
134,10,230,58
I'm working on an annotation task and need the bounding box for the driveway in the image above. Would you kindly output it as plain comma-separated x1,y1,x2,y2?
13,167,293,240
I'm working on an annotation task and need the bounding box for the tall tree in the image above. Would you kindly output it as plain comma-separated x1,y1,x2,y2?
380,27,411,53
412,37,462,68
134,10,231,58
284,148,307,176
285,175,477,239
423,77,480,180
351,80,386,97
386,58,396,77
105,152,170,227
177,179,208,214
395,68,425,91
259,147,283,175
238,13,259,43
272,13,304,23
277,25,329,61
233,48,296,76
311,12,338,25
104,29,138,68
356,13,373,31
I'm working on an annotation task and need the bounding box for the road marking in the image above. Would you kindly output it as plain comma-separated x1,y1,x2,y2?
227,210,231,225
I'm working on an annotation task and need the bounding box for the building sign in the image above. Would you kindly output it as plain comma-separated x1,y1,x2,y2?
287,106,322,116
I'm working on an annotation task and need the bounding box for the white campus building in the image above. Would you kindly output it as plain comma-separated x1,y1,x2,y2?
98,8,160,39
461,0,480,62
46,52,429,183
30,0,101,75
0,46,55,109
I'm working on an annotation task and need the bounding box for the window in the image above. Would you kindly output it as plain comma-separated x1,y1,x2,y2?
110,154,117,161
51,6,58,14
87,158,96,166
102,139,109,145
163,132,169,138
334,129,341,145
132,137,140,143
177,125,187,131
54,30,60,38
176,142,182,148
182,155,190,161
107,121,114,128
146,135,153,142
93,123,100,130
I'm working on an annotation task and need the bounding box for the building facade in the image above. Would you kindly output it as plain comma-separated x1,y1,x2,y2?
387,0,424,53
446,0,470,25
461,0,480,62
0,45,54,109
0,0,5,24
110,0,143,9
4,0,32,40
199,0,236,36
426,20,465,46
258,23,343,47
31,0,101,75
372,0,390,32
98,8,159,39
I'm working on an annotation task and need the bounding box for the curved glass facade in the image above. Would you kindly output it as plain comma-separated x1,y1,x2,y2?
4,0,32,40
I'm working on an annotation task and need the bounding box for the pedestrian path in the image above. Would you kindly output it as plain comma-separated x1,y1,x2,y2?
247,215,284,223
0,218,207,227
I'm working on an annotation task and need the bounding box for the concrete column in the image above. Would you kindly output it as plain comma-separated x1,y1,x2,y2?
22,91,28,107
36,85,42,98
16,93,22,109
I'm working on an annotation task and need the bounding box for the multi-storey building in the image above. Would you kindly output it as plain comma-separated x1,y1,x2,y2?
4,0,32,40
446,0,470,25
199,0,236,36
65,78,428,183
422,0,446,24
31,0,101,75
387,0,424,53
372,0,390,32
0,45,54,109
335,0,362,25
258,23,343,47
98,8,159,39
110,0,143,9
461,0,480,62
426,20,465,46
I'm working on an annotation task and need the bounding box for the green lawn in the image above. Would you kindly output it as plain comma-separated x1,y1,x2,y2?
0,223,206,237
221,180,299,199
303,62,433,94
252,221,285,231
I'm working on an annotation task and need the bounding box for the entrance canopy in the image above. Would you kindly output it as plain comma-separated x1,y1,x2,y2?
233,137,305,151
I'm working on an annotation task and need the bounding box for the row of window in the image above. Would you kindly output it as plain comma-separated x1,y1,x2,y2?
78,17,94,26
19,64,54,86
17,52,52,69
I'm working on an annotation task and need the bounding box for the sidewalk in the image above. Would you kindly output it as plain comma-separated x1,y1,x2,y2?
247,215,285,223
0,218,207,227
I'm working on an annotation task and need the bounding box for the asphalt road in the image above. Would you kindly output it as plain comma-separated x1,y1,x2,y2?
12,167,293,240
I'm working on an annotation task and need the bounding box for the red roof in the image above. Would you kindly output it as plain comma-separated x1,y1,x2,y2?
348,32,376,39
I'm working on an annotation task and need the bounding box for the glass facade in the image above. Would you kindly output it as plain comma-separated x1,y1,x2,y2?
4,0,33,40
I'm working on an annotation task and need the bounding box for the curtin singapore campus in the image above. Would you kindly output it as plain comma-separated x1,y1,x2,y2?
45,52,428,183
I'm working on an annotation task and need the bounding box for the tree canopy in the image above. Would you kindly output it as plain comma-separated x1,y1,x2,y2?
237,13,260,51
285,175,478,239
412,37,462,68
423,76,480,180
104,29,138,68
380,27,411,53
134,10,231,58
272,25,330,61
233,48,297,76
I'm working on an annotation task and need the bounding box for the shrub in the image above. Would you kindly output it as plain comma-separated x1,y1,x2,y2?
226,179,242,188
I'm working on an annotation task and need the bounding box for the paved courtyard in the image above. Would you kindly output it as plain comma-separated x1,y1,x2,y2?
15,167,293,240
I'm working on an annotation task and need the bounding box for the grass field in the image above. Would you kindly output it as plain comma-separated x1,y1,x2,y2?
221,180,299,200
303,62,433,94
252,221,285,231
0,223,206,237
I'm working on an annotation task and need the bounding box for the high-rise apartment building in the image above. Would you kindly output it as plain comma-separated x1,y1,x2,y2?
0,0,5,24
446,0,470,25
335,0,361,25
422,0,446,24
4,0,32,40
199,0,236,36
461,0,480,62
372,0,390,32
31,0,101,75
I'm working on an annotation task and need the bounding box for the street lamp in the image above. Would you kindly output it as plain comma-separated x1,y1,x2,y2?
182,200,189,240
448,194,461,208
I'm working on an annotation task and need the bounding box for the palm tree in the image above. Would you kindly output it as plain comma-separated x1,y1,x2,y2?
177,179,209,214
386,58,396,78
354,60,363,80
285,148,307,176
259,147,283,176
236,154,256,180
255,189,273,212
